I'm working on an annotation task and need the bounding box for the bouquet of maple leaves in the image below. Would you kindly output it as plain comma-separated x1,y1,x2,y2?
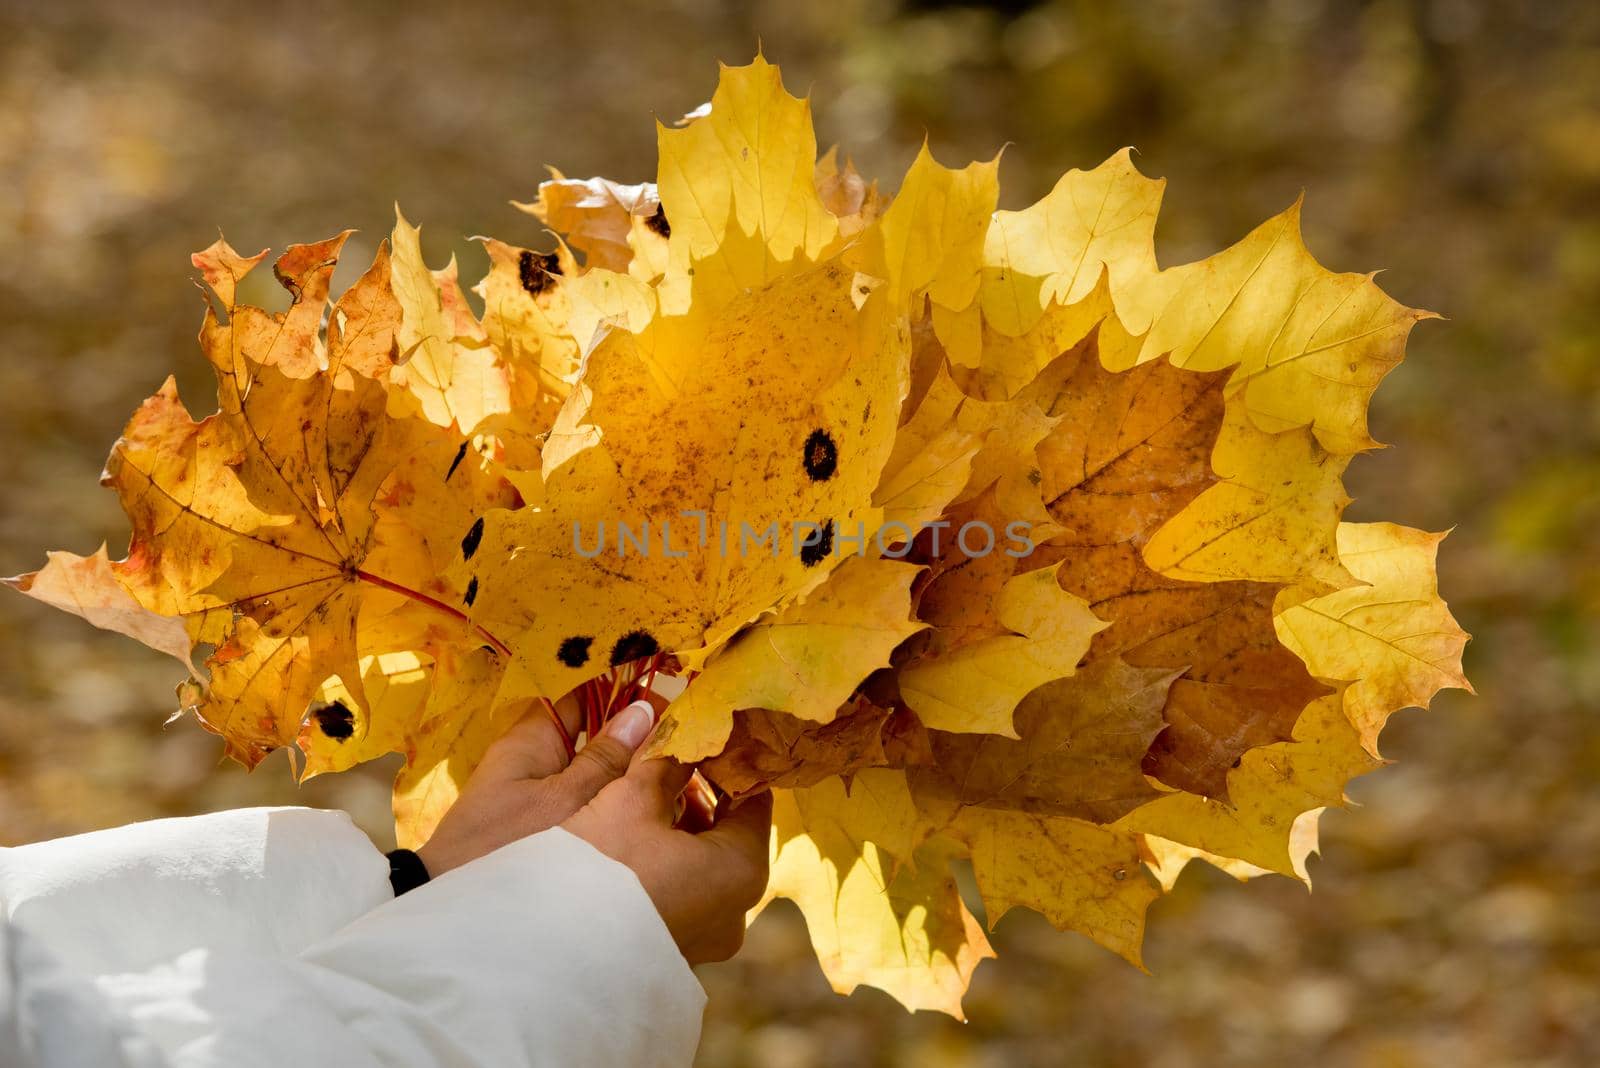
9,57,1472,1015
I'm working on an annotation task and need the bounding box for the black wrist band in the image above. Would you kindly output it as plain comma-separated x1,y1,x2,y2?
386,848,431,897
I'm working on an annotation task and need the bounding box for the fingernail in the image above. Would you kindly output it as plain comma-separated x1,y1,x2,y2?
603,699,655,749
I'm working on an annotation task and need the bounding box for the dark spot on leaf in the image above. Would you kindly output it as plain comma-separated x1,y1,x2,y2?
445,441,469,482
312,701,354,741
645,204,671,238
464,576,479,607
518,250,561,296
461,517,485,561
800,519,834,567
557,635,594,667
802,428,838,482
609,629,659,666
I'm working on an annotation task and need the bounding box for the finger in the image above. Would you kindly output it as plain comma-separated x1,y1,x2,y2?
701,790,774,859
628,753,697,823
472,700,574,782
706,919,747,964
557,699,656,804
700,792,774,909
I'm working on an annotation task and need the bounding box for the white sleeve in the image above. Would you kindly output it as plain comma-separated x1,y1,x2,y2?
0,808,393,977
1,811,705,1068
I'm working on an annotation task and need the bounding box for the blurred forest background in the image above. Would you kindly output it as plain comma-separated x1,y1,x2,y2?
0,1,1596,1065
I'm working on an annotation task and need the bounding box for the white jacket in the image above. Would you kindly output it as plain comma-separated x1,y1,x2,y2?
0,808,705,1067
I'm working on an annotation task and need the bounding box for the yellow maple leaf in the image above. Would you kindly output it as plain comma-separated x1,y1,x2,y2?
950,807,1161,968
14,236,516,766
656,55,838,298
983,147,1164,316
390,209,512,434
847,142,999,315
459,256,910,707
761,775,994,1018
1128,200,1433,455
898,561,1105,737
474,236,580,432
873,359,991,534
647,556,926,762
302,650,429,778
1119,692,1384,879
5,545,196,673
909,656,1179,825
1275,522,1474,754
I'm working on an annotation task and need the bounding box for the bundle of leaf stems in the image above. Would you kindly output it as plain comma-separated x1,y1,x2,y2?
538,654,720,824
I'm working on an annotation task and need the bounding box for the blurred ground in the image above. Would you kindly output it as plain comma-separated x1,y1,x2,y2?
0,1,1596,1065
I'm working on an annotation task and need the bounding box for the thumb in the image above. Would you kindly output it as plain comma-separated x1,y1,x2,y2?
701,790,774,858
628,755,697,823
555,700,656,805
